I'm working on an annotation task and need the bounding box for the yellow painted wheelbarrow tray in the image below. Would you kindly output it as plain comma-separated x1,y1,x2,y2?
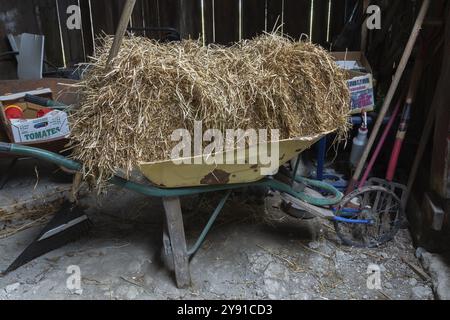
138,132,330,188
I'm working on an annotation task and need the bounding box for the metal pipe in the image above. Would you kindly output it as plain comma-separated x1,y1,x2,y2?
187,190,231,256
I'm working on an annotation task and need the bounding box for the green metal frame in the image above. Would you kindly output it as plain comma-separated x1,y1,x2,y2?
0,142,343,206
186,190,232,257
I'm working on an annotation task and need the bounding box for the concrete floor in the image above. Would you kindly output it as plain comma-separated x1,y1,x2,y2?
0,158,441,300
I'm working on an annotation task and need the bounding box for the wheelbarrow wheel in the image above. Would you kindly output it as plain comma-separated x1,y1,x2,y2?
333,186,403,248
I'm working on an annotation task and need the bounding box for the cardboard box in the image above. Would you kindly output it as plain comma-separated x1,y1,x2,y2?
331,51,375,114
9,110,69,143
0,88,70,145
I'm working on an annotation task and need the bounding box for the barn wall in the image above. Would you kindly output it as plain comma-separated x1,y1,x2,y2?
0,0,361,79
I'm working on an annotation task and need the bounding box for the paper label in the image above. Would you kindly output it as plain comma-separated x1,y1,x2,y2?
347,74,375,113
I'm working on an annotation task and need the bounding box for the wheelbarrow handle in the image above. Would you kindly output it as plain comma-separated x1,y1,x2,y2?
0,142,81,171
0,142,262,197
0,142,10,152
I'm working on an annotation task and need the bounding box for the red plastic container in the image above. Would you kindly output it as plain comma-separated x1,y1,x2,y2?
36,108,53,118
4,105,24,119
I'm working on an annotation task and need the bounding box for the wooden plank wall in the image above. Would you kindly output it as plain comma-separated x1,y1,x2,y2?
0,0,356,79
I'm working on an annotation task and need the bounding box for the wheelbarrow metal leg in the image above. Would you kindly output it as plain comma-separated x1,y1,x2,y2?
162,196,191,288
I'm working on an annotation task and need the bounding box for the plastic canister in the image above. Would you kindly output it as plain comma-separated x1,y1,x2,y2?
350,127,368,166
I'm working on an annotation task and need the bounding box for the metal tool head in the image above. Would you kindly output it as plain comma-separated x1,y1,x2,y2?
3,201,91,274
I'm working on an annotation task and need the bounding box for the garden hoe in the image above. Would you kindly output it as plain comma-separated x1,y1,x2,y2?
2,200,91,275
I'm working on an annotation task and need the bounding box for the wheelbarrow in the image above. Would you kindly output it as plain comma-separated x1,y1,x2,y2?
0,139,403,288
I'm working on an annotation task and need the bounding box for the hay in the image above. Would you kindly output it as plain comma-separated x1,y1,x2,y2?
68,33,350,188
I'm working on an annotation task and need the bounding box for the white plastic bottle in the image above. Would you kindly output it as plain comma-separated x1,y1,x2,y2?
350,126,368,167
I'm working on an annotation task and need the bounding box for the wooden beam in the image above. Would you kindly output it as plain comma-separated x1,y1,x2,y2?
162,196,191,288
430,4,450,199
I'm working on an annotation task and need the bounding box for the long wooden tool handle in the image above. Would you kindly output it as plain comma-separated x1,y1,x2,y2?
406,57,424,104
385,56,424,181
346,0,430,193
70,0,136,201
361,0,370,52
105,0,136,68
404,96,437,204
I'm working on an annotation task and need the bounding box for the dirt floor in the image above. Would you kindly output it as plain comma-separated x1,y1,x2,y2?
0,159,439,300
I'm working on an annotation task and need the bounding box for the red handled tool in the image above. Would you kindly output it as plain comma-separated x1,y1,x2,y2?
386,58,423,182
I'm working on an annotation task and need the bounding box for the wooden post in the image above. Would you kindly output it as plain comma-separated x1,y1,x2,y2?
162,197,191,288
429,4,450,200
